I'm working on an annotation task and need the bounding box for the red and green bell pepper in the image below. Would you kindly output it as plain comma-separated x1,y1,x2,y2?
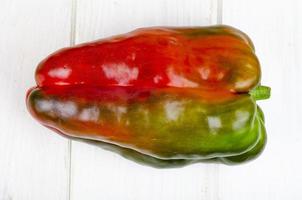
26,25,270,168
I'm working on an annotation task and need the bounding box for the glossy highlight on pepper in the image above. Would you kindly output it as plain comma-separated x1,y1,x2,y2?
26,25,270,168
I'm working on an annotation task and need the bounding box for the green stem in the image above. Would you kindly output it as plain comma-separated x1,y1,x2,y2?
249,85,271,100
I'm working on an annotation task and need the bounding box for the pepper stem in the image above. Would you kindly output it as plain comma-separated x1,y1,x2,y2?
249,85,271,100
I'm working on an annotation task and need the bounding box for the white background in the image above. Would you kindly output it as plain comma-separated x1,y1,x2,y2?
0,0,301,199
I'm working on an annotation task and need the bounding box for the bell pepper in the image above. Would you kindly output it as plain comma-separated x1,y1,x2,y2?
26,25,270,168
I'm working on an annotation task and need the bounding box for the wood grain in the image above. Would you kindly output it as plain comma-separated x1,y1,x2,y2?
0,1,71,200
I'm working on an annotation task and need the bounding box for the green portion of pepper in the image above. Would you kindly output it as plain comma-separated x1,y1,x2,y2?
51,107,265,168
28,86,266,164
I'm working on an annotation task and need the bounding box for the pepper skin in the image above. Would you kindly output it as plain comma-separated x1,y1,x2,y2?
26,25,270,168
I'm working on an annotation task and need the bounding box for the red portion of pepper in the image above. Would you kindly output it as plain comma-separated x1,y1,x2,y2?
36,26,260,93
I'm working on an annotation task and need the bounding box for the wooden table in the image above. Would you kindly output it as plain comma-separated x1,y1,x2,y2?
1,0,301,199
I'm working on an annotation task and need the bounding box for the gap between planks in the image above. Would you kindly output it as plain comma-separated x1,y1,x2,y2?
68,0,77,199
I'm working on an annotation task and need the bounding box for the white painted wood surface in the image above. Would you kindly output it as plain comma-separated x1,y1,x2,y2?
0,0,301,199
220,1,302,199
0,1,71,200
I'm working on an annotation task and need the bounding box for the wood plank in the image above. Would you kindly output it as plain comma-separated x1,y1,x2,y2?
70,0,220,199
0,1,71,199
220,0,302,199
